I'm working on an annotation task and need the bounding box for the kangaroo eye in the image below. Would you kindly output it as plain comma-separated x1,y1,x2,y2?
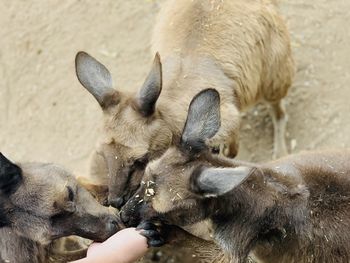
67,186,74,202
211,146,220,154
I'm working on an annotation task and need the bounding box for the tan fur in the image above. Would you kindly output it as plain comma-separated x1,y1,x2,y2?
152,0,294,154
0,161,120,263
76,0,294,207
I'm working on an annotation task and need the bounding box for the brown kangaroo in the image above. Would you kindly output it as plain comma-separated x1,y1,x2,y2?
122,89,350,263
0,153,121,263
75,0,294,208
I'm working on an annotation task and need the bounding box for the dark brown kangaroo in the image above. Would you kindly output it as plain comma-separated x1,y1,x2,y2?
122,89,350,263
0,153,121,263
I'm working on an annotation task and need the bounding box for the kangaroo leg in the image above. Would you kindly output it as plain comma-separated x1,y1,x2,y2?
269,99,288,159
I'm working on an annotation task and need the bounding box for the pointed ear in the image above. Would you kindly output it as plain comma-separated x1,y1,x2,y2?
136,53,162,117
190,166,251,197
181,89,220,153
0,153,22,194
75,51,117,108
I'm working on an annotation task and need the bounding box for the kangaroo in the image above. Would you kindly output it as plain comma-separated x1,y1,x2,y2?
121,89,350,263
0,153,121,263
75,0,294,208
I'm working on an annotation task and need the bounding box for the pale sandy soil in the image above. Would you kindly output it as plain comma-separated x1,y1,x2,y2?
0,0,349,262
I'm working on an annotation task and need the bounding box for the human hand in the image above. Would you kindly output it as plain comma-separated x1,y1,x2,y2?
71,228,148,263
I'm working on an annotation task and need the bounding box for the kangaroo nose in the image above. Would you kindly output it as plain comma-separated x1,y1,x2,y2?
108,197,124,209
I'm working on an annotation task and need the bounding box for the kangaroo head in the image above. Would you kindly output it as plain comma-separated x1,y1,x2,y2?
120,89,249,227
0,153,121,245
75,52,173,208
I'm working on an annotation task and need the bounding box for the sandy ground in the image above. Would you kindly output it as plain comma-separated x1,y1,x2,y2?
0,0,350,261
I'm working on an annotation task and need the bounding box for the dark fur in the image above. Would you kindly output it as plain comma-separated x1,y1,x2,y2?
0,153,121,263
0,153,22,195
0,198,9,228
190,152,350,263
122,90,350,263
0,153,23,228
127,149,350,263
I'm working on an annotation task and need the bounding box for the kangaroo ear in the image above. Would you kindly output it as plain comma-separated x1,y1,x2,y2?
75,51,117,108
0,153,22,194
136,53,162,117
190,166,251,197
181,89,220,153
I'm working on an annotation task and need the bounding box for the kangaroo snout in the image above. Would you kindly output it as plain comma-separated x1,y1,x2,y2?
80,211,124,243
119,202,144,228
119,191,149,227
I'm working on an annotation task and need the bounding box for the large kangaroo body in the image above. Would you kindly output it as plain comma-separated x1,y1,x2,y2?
151,0,294,156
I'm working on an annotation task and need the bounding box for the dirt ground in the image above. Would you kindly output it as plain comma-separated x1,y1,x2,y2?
0,0,350,261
